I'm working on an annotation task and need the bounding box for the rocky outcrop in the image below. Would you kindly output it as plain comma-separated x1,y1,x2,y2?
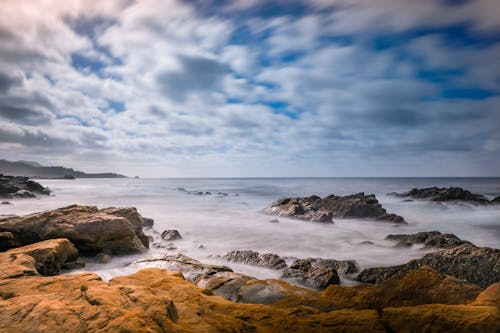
0,231,22,251
161,229,182,241
390,187,492,204
1,246,499,333
385,231,473,249
264,193,405,223
492,195,500,204
357,244,500,288
0,238,78,278
281,259,340,289
0,205,149,254
221,250,287,269
0,174,50,198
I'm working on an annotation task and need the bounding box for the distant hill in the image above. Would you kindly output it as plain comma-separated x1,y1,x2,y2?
0,159,127,179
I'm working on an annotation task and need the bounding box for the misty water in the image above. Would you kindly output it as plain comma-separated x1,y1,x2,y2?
2,177,500,283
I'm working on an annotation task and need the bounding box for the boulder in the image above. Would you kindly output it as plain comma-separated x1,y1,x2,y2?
0,205,149,254
391,187,491,204
0,174,50,198
131,253,233,282
385,231,472,249
142,217,154,229
491,196,500,204
0,231,23,251
161,229,182,241
264,192,405,223
356,244,500,288
281,259,341,289
0,238,78,278
221,250,287,269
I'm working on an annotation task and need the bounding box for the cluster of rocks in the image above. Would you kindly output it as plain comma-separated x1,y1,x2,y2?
390,186,500,205
357,231,500,289
264,192,405,223
177,187,236,197
0,174,50,198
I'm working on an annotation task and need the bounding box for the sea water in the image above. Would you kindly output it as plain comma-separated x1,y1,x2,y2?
2,177,500,282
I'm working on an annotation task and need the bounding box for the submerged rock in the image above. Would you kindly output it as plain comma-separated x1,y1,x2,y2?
0,205,149,254
221,250,287,269
356,244,500,288
390,187,491,204
264,193,405,223
385,231,473,249
161,229,182,241
0,174,50,198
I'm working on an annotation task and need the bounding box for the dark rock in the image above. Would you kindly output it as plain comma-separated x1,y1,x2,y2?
386,231,472,249
264,192,405,223
131,253,232,282
221,250,287,269
62,260,86,269
391,187,491,205
358,241,375,246
491,196,500,204
142,217,154,229
161,229,182,241
0,231,23,251
269,218,280,223
1,201,11,205
0,205,149,254
356,244,500,288
0,174,50,198
95,252,111,264
281,259,340,289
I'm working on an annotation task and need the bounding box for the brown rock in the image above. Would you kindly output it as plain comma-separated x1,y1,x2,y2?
0,205,149,254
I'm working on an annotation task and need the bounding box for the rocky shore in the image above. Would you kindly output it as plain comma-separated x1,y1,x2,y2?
264,192,406,223
0,174,50,198
0,205,499,332
390,186,500,205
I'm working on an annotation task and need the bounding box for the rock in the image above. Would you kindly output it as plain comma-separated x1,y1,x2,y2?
0,205,149,254
0,174,50,198
281,259,341,289
63,174,75,179
131,253,233,282
161,229,182,241
356,244,500,288
95,252,112,264
269,218,280,223
470,282,500,307
62,260,86,270
0,238,78,278
491,195,500,204
0,244,499,332
391,187,491,204
221,250,287,269
358,241,375,246
142,217,154,228
0,231,23,251
13,189,36,198
264,192,405,223
1,201,11,205
386,231,472,249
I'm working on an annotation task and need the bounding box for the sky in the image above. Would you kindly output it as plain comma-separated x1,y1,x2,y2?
0,0,499,177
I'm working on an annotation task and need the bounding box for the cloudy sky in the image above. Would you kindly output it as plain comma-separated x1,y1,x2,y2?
0,0,499,177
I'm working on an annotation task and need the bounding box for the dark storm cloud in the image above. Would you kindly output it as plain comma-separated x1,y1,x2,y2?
0,126,75,151
0,92,55,125
156,55,227,101
0,71,22,93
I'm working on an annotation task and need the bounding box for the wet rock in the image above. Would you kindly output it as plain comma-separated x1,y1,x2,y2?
269,218,280,223
386,231,472,249
131,253,233,282
390,187,491,205
0,174,50,198
95,252,111,264
281,259,341,289
0,205,149,254
0,231,23,251
491,195,500,204
221,250,287,269
62,260,86,270
141,217,154,229
161,229,182,241
1,201,11,205
358,241,375,246
356,244,500,288
264,192,405,223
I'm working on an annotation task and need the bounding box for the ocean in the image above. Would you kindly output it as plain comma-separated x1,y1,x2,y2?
2,177,500,283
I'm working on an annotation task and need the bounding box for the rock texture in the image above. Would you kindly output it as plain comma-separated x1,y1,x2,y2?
221,250,287,269
0,174,50,198
264,193,405,223
281,259,340,289
161,229,182,241
0,244,498,333
385,230,473,249
357,244,500,288
391,186,492,204
0,205,149,254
